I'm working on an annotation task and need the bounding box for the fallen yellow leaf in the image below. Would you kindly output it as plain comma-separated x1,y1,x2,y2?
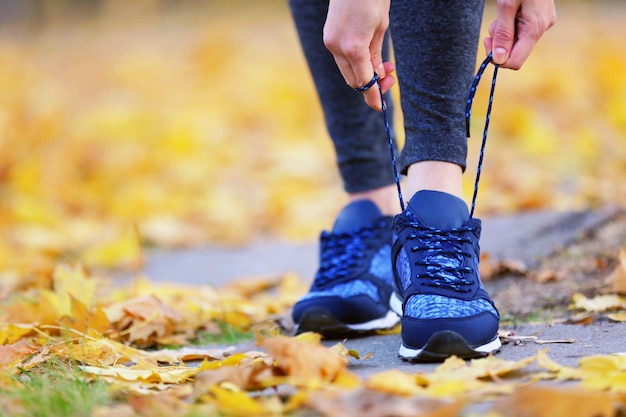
262,335,348,382
570,293,626,313
492,386,619,417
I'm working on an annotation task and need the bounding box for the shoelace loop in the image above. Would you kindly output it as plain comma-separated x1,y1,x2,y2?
377,52,499,218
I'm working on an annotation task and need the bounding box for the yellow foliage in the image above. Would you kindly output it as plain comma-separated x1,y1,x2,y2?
0,2,625,416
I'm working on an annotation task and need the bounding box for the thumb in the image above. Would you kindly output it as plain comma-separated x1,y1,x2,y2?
490,1,519,65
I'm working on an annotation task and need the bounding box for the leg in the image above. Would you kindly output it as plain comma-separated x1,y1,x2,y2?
289,0,400,335
289,0,399,214
388,0,501,360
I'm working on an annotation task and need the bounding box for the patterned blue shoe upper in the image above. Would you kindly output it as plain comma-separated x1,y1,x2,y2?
292,200,394,325
392,191,499,321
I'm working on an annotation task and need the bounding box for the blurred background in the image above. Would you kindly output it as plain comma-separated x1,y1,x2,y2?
0,0,624,277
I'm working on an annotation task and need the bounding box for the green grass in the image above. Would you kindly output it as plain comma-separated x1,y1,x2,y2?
0,360,112,417
192,321,255,346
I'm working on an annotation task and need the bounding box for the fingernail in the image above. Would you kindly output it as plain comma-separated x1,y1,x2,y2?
494,47,507,63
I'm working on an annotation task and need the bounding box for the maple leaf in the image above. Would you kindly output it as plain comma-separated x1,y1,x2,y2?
192,363,273,394
206,385,279,417
261,334,349,383
492,386,619,417
578,355,626,392
58,296,113,336
479,253,527,281
367,370,424,396
0,324,35,345
570,293,626,313
105,295,185,348
0,339,39,370
51,335,158,368
52,264,96,308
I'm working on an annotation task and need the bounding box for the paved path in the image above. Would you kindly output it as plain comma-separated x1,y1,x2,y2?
136,208,624,377
140,209,616,286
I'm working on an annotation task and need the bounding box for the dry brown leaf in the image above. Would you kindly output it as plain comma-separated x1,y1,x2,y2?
147,346,236,364
492,386,619,417
0,339,40,369
530,267,566,284
307,389,454,417
51,336,158,368
261,335,348,382
479,253,527,281
105,295,184,347
80,365,199,385
193,363,274,396
606,246,626,294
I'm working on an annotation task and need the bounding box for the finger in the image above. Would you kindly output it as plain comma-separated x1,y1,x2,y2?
370,32,386,80
502,33,537,70
504,9,557,70
348,53,383,111
361,77,383,111
379,74,396,95
330,49,382,111
382,61,395,79
379,61,396,92
484,37,493,58
491,0,519,65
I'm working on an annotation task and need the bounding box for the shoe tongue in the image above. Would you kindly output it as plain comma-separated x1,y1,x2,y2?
407,190,469,229
332,200,382,233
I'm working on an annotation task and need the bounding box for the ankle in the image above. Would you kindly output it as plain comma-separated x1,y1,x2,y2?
348,185,401,216
405,161,463,200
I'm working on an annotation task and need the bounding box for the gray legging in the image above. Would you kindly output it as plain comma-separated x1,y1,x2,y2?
288,0,485,194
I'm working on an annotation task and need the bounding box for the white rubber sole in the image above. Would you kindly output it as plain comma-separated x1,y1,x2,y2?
296,306,400,338
390,292,403,316
398,334,502,361
345,310,400,331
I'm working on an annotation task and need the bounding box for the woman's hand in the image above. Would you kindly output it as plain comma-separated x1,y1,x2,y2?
485,0,557,69
323,0,395,111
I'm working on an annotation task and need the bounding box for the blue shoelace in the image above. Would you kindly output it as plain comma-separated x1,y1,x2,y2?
378,54,499,292
407,223,476,292
315,226,377,285
377,52,500,216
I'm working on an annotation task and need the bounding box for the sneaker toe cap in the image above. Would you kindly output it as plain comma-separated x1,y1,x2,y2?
293,294,390,325
401,311,499,349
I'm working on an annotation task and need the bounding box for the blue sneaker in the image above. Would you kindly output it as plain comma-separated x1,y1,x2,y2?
390,190,501,361
292,200,400,337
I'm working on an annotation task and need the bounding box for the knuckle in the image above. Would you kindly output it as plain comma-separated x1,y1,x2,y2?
498,0,518,13
322,33,340,52
547,11,557,28
494,26,515,42
341,41,366,60
322,31,368,60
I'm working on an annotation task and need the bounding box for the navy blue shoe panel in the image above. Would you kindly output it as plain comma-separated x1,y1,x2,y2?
293,294,390,325
401,311,500,349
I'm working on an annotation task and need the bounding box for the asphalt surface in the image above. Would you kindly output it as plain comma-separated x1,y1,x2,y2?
137,208,625,377
141,209,616,285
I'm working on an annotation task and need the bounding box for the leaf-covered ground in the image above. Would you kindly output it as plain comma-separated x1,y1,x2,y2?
1,1,626,416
